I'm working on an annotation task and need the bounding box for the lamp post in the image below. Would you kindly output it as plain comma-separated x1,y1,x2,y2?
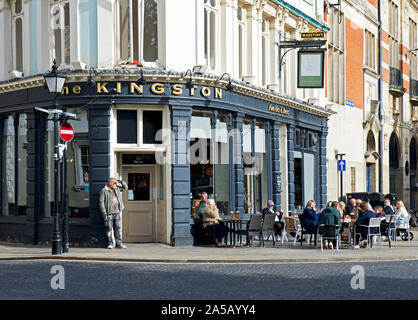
336,153,346,201
44,59,66,255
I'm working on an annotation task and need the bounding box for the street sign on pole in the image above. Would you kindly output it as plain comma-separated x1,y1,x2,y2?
338,159,346,172
59,122,74,142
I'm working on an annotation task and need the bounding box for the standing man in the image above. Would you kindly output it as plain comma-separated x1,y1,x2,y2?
99,178,128,249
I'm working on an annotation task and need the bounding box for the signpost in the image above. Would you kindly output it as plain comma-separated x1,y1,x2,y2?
336,154,346,201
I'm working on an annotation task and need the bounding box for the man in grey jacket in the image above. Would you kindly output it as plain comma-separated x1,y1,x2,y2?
99,178,128,249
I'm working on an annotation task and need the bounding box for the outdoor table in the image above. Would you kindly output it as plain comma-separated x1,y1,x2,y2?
341,218,353,248
223,218,250,246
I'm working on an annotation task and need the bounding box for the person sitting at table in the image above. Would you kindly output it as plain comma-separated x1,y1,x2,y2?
338,201,346,219
195,192,209,219
262,200,284,241
318,201,342,249
300,200,319,235
354,202,376,248
374,206,385,218
202,199,229,247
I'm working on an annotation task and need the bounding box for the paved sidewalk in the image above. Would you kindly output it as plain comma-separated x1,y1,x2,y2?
1,230,417,263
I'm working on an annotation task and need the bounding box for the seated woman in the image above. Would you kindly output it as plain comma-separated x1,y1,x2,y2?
202,199,229,246
300,200,319,234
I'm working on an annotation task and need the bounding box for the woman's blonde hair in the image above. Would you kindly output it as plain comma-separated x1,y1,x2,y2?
396,200,406,209
305,200,315,209
339,201,346,210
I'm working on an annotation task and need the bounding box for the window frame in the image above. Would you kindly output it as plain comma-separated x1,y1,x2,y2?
113,105,167,150
203,0,218,71
49,0,71,68
11,0,24,72
115,0,160,66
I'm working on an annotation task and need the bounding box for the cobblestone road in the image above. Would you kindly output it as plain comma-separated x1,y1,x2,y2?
1,260,417,300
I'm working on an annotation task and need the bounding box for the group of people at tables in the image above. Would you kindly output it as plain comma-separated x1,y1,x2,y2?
193,191,410,249
299,198,410,249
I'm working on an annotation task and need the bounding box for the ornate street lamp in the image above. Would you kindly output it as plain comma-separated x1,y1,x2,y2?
44,59,66,255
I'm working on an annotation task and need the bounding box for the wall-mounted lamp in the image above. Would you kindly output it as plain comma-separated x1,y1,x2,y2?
137,68,147,85
183,69,194,89
192,65,208,75
242,75,255,84
267,84,279,92
87,68,98,87
219,73,234,91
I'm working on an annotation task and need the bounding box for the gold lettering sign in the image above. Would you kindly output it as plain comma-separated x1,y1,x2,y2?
151,83,164,94
56,82,223,99
268,104,290,115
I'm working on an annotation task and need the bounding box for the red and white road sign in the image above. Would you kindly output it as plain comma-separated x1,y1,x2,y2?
59,122,74,142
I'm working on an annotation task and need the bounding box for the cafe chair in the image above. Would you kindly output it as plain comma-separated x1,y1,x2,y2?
282,216,301,245
244,214,263,247
260,214,276,247
354,218,381,249
318,224,340,251
300,218,318,247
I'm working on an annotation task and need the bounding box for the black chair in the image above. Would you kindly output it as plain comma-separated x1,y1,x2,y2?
234,214,263,247
318,224,340,251
260,214,276,247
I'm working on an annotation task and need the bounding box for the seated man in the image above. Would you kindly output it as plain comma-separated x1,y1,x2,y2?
318,201,342,249
354,202,376,248
261,200,284,240
202,199,229,246
195,192,209,219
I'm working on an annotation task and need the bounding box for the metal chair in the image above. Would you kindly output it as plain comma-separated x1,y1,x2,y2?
246,214,264,247
318,224,340,251
282,216,301,245
260,214,276,247
354,218,381,248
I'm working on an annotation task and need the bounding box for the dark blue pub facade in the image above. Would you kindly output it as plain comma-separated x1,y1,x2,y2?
0,69,332,246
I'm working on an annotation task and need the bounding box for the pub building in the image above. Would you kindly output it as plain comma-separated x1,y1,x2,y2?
0,68,333,246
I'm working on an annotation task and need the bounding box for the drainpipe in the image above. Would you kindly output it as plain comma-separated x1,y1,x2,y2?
378,0,383,193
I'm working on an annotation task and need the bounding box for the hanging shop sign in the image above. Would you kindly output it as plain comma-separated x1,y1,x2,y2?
297,50,325,88
301,31,325,39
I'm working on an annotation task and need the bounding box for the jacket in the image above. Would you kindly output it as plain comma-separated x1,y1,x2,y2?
318,207,342,235
202,203,220,228
354,210,376,236
99,180,128,218
394,208,409,229
300,208,319,233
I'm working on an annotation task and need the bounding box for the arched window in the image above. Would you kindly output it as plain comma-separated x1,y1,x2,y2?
389,133,399,169
367,130,376,152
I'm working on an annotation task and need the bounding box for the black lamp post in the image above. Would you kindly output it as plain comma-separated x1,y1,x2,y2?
44,59,66,255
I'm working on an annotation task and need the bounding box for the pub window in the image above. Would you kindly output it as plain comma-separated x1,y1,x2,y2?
204,0,218,70
50,0,71,67
117,110,138,144
12,0,24,72
190,111,213,215
254,121,268,213
1,114,27,216
243,119,254,214
214,113,230,215
66,108,90,218
143,110,162,144
116,0,159,65
2,116,15,216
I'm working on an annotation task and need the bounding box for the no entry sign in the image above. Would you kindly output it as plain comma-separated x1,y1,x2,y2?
60,122,74,142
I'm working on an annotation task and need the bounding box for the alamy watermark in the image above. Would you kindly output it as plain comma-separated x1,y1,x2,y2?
50,265,65,290
350,265,365,290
